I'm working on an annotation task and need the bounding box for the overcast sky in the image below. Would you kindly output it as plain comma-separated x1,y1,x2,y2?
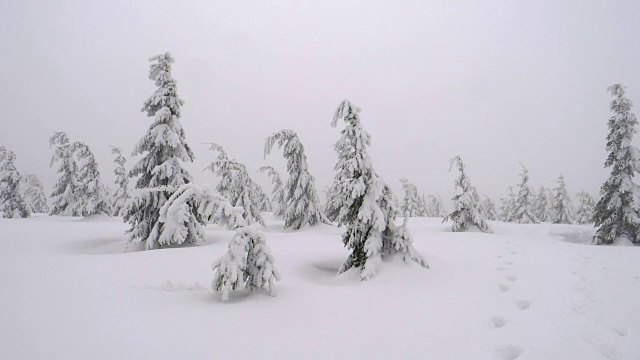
2,0,640,206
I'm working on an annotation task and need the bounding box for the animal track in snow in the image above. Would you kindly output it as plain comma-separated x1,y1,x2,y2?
509,250,518,255
497,266,505,271
505,275,517,282
490,316,507,329
514,300,531,310
498,284,510,292
504,260,514,265
494,344,524,360
612,327,628,337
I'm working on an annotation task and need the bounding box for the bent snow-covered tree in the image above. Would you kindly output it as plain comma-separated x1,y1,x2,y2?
551,174,573,224
511,165,539,224
329,100,428,280
0,146,30,218
593,84,640,244
264,130,329,229
121,52,200,249
399,178,425,217
575,191,595,225
49,132,80,216
23,174,49,214
443,156,490,232
73,142,111,216
110,146,129,216
259,166,286,217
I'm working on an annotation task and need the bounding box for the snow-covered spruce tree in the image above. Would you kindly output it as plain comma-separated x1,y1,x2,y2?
551,174,573,224
206,143,265,227
575,191,596,225
533,186,553,222
399,178,425,217
511,165,539,224
49,132,80,216
109,146,129,216
72,142,111,216
425,194,447,217
212,226,281,301
0,146,30,218
443,156,490,232
23,174,49,214
479,196,498,221
329,100,427,279
593,84,640,244
121,52,201,249
259,166,286,217
264,130,329,229
499,186,516,222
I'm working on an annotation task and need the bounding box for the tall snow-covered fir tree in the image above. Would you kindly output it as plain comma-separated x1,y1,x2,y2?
22,174,49,214
399,178,425,217
499,186,516,222
264,130,329,229
443,156,490,232
593,84,640,245
575,191,595,225
479,196,498,221
207,143,265,227
0,146,30,218
533,186,553,222
511,165,539,224
110,146,129,216
121,52,202,249
329,100,427,279
49,132,80,216
551,174,573,224
72,142,111,216
259,166,286,217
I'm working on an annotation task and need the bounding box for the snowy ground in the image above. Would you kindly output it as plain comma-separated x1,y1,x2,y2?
1,214,639,360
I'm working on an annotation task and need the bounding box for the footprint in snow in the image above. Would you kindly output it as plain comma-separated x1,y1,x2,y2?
505,260,514,266
515,300,531,310
494,344,524,360
498,284,510,292
497,266,505,271
505,275,518,282
612,327,628,337
509,250,518,255
490,316,507,329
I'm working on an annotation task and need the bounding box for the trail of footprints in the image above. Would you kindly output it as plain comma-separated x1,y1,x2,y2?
491,240,530,360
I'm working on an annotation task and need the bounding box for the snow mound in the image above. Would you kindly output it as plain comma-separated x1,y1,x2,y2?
549,226,595,244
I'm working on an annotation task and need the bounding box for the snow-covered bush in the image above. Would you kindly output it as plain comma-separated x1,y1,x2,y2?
443,156,490,232
22,174,49,214
121,52,199,249
575,191,595,225
72,142,111,216
593,84,640,244
259,166,286,217
264,130,328,229
212,226,281,301
511,165,539,224
551,174,573,224
49,132,80,216
0,146,30,218
110,146,129,216
329,100,428,280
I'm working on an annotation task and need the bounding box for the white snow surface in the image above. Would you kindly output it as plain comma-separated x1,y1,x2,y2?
1,214,639,360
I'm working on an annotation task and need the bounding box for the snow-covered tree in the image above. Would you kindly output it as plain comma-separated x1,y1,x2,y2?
264,130,329,229
212,226,281,301
533,186,553,222
511,165,539,224
425,194,447,217
207,143,265,227
551,174,573,224
593,84,640,244
121,52,200,249
479,196,498,221
399,178,425,217
72,142,111,216
329,100,428,279
443,156,490,232
0,146,30,218
575,191,595,225
110,146,129,216
259,166,286,217
49,132,80,216
22,174,49,214
499,186,516,222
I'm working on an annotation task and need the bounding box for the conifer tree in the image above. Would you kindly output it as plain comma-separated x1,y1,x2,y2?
512,165,539,224
121,52,201,249
399,178,424,217
593,84,640,244
575,191,595,225
499,187,516,222
533,186,553,222
0,146,30,218
443,156,490,232
329,100,427,279
551,174,573,224
264,130,329,229
110,146,129,216
259,166,286,217
479,196,498,221
49,132,80,216
425,194,447,217
72,142,111,216
23,174,49,214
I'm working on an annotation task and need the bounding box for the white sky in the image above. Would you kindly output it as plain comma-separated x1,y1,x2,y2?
2,0,639,205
